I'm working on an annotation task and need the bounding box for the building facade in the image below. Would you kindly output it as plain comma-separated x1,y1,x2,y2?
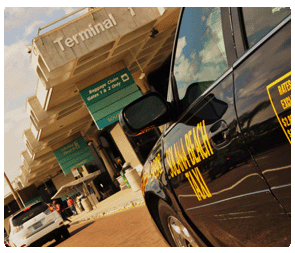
5,7,181,227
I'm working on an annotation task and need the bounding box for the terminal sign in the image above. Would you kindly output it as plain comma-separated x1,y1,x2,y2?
53,13,117,52
80,68,142,129
53,136,95,174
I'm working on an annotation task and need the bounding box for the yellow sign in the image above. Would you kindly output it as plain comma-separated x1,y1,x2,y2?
267,72,291,144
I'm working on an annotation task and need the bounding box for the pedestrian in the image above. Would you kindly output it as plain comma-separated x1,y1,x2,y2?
77,195,85,212
67,197,77,215
52,200,71,222
87,184,94,194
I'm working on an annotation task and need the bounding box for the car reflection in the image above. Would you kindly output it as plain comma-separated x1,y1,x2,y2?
208,150,248,181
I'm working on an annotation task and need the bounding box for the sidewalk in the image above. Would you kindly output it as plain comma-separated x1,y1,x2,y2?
66,188,145,226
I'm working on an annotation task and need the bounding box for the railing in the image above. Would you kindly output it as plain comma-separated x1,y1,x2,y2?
37,7,89,37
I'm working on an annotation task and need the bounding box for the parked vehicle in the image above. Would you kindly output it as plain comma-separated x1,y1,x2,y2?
8,201,70,247
119,7,291,247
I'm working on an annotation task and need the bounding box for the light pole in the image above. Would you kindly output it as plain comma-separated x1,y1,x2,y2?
4,172,23,209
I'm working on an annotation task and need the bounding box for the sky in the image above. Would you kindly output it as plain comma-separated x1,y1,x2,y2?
3,7,89,196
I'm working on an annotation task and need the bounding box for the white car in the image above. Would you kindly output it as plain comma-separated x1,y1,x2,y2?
8,201,70,247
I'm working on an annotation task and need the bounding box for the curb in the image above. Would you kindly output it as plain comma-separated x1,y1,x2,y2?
70,201,145,226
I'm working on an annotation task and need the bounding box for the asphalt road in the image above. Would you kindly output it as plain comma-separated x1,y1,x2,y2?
43,205,169,247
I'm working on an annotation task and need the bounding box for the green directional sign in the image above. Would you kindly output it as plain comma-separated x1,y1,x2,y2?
53,136,94,175
80,68,142,129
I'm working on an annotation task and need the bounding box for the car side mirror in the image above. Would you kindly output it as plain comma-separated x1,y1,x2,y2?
119,92,171,136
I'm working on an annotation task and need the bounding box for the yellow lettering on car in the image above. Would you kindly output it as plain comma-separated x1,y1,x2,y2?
185,130,199,165
185,170,203,201
165,119,213,201
141,170,149,196
174,142,185,173
150,153,163,178
180,138,191,169
141,119,213,200
277,79,291,95
141,152,164,196
280,95,291,109
185,167,212,201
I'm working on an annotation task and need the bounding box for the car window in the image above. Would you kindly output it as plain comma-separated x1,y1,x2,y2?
172,7,229,112
12,202,48,226
242,7,291,48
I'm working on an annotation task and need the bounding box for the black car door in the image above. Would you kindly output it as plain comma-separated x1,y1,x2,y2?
162,7,290,246
232,7,291,214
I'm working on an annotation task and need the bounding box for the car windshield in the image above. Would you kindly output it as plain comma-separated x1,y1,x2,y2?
12,202,49,226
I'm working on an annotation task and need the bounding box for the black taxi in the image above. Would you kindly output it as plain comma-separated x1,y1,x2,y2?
119,7,291,247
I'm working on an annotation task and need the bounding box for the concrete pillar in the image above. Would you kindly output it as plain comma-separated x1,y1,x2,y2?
96,145,116,180
110,123,141,169
134,73,151,94
87,133,117,181
89,181,102,202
